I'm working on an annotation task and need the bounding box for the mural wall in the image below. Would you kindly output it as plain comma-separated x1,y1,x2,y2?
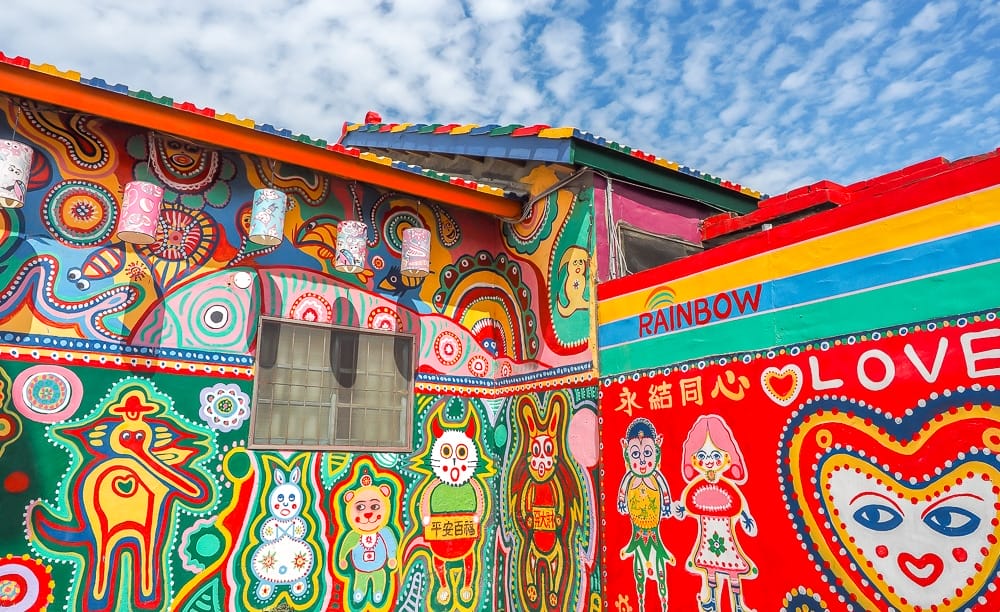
0,93,600,611
596,172,1000,612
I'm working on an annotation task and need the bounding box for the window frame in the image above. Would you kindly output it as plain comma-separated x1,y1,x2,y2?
248,315,416,452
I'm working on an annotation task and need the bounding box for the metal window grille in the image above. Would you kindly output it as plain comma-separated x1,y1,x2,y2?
249,317,414,451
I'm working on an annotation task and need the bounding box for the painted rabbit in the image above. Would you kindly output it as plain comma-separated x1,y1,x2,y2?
250,466,314,601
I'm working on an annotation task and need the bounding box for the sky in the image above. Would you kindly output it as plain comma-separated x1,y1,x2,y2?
1,0,997,195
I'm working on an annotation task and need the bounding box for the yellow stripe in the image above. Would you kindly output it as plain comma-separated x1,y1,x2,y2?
537,127,576,139
600,185,1000,323
31,63,81,81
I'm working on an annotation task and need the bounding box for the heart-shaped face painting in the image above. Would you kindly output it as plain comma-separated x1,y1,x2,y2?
780,394,1000,611
761,365,802,407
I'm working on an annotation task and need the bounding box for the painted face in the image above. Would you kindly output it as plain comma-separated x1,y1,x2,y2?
162,139,205,174
625,435,659,476
347,486,391,534
1,162,23,185
269,483,302,519
528,433,556,481
430,429,479,486
828,468,997,609
692,436,730,481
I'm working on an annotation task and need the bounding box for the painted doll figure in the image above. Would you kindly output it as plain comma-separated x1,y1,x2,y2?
678,415,757,612
617,418,675,612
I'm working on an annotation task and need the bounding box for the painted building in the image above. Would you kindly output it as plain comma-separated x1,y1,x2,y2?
0,53,617,612
0,51,760,612
3,50,996,612
597,151,1000,612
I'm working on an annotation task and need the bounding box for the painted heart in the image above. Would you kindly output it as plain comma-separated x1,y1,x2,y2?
761,365,802,407
779,392,1000,612
112,475,137,496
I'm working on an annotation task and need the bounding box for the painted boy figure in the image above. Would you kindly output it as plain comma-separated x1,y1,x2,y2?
618,417,676,612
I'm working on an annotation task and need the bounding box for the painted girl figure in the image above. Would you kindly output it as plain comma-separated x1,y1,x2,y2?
617,418,674,612
678,415,757,612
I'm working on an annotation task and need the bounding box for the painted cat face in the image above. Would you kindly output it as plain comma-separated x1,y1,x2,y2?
828,466,997,609
344,483,392,535
430,428,479,487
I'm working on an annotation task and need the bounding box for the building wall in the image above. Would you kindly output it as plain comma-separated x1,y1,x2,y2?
592,174,707,282
0,94,600,611
595,161,1000,612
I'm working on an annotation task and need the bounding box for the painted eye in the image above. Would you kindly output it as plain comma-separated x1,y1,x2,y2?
456,445,468,460
202,304,231,330
630,449,641,460
440,444,453,459
370,501,381,511
75,279,91,291
120,431,131,441
277,494,285,502
67,268,83,281
853,504,903,531
924,506,981,537
532,441,540,455
288,493,296,502
544,440,553,455
695,451,707,461
710,451,723,462
135,431,144,441
643,448,653,458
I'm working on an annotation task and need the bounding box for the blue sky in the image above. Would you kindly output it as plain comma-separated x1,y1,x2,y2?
1,0,996,195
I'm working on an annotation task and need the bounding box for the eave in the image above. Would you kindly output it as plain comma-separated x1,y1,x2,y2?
571,140,759,215
0,61,521,218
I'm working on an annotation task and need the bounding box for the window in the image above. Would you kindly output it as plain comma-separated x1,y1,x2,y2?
250,317,414,451
618,223,703,274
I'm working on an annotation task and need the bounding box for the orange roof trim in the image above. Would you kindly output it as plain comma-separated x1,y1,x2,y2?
0,55,521,219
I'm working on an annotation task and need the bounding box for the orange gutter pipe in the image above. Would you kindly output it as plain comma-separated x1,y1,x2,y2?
0,63,521,218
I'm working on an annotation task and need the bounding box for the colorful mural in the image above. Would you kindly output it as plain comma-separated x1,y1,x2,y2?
0,89,600,612
500,388,600,612
597,170,1000,611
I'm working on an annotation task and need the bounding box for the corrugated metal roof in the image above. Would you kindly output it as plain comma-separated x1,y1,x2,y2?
344,121,766,199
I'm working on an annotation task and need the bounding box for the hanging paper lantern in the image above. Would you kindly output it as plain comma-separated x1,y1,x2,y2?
248,188,287,246
335,220,368,273
0,139,33,208
400,227,431,278
115,181,165,244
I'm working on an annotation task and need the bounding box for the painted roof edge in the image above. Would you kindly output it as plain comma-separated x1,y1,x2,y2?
343,121,767,200
0,51,523,205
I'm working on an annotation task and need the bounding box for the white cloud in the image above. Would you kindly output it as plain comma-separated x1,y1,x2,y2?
876,80,927,103
905,1,958,34
0,0,994,197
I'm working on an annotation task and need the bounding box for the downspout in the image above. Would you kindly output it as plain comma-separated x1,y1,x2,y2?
502,168,592,223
